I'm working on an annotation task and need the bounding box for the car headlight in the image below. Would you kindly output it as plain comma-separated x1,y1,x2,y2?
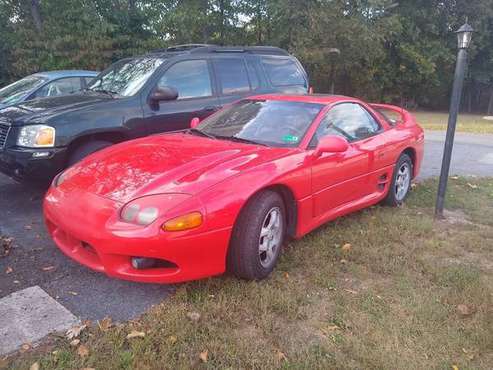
120,194,201,228
17,125,55,147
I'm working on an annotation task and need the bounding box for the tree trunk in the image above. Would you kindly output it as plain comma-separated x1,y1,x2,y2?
31,0,42,32
488,88,493,115
200,0,209,43
219,0,225,45
256,1,262,44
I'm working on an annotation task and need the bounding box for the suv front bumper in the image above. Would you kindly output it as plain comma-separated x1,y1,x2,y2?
0,146,67,181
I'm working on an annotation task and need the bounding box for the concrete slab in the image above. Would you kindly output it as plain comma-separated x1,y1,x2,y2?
0,286,79,355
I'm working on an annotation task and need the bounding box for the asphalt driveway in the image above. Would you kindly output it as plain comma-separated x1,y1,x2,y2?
0,131,492,322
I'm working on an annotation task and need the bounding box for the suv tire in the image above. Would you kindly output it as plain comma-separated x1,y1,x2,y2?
68,140,112,166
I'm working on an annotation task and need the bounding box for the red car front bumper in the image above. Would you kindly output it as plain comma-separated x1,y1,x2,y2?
43,187,232,283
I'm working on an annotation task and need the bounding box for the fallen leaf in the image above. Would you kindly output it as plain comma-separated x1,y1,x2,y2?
344,289,358,294
66,324,87,340
81,368,96,370
467,183,478,189
452,366,459,370
340,259,348,264
167,335,177,345
5,267,12,274
77,344,89,357
326,325,339,331
0,236,13,257
29,362,39,370
199,350,208,363
284,272,289,279
69,339,80,346
98,317,112,331
186,312,201,322
126,330,146,339
20,343,31,352
341,243,351,252
68,291,78,296
411,183,418,189
451,176,459,180
276,351,287,361
42,266,55,272
457,304,476,317
0,357,8,369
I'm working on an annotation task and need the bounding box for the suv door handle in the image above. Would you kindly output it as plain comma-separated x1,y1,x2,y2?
204,105,222,112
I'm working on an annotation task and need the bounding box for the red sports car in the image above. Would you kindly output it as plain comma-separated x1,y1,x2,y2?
44,94,424,283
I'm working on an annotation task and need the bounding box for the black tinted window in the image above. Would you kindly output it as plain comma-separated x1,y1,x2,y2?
159,60,212,99
215,58,250,95
262,57,306,87
314,103,381,143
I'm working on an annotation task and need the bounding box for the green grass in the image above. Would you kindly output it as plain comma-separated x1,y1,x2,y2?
413,111,493,134
4,177,493,370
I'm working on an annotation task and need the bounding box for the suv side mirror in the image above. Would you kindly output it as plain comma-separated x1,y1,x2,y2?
149,86,178,106
314,135,349,157
190,117,200,129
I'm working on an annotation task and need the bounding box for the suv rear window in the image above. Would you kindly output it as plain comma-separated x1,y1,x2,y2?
261,57,306,87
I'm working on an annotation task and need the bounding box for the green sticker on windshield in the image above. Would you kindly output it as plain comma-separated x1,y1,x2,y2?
282,135,299,143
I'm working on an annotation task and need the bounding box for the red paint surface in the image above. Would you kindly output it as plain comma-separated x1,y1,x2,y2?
44,95,424,283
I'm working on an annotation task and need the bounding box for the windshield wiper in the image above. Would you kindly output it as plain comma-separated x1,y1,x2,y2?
216,135,267,146
187,128,217,140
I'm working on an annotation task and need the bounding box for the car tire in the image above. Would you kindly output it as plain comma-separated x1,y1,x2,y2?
68,140,112,166
227,190,286,280
383,153,413,207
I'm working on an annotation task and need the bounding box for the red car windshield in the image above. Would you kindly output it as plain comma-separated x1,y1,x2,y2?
197,99,323,147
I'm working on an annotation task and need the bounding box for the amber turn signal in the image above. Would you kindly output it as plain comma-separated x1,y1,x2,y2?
162,212,203,232
36,127,55,146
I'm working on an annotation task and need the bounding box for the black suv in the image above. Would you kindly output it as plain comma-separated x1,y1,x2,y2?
0,44,309,182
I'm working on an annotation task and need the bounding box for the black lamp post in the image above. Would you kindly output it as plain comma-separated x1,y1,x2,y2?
435,22,474,218
326,48,341,94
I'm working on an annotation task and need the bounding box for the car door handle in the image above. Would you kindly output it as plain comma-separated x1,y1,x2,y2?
204,105,221,112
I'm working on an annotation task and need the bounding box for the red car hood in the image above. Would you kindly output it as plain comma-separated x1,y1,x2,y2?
62,133,292,203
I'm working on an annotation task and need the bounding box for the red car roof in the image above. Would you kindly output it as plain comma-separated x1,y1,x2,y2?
248,94,359,105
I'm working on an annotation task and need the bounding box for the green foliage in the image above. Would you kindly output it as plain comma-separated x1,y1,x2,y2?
1,0,492,111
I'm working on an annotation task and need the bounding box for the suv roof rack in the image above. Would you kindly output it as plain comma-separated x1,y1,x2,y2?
165,44,217,52
150,44,290,56
189,45,290,56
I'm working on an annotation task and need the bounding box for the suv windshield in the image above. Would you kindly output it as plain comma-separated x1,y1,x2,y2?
0,75,48,105
197,99,323,147
87,57,164,97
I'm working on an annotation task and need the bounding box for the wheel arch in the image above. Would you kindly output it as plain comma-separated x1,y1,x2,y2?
401,147,417,178
239,183,298,240
66,131,127,164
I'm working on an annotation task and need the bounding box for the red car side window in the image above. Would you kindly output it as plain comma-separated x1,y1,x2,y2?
311,103,382,146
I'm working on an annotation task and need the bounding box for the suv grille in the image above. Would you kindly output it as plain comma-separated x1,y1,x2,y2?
0,120,11,149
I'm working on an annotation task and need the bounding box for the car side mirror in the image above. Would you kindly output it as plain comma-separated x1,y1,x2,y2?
190,117,200,129
314,135,349,157
149,86,178,106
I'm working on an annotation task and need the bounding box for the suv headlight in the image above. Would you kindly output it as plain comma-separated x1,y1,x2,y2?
17,125,55,147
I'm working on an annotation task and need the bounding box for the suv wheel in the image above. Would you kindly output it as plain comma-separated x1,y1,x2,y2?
68,140,112,166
